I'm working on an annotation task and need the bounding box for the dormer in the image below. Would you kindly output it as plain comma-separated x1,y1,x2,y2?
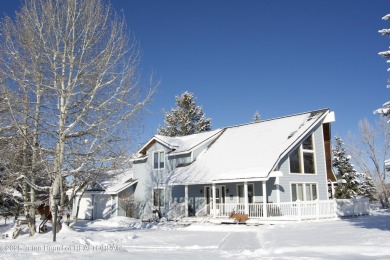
130,129,223,168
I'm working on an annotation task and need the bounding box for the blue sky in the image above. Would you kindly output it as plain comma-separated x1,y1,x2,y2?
2,1,390,147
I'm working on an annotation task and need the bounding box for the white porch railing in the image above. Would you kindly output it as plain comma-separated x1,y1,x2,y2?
184,199,369,222
213,200,338,221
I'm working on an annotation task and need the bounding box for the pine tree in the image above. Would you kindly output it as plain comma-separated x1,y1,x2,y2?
332,136,361,199
252,111,261,123
158,92,212,136
357,172,377,202
375,13,390,117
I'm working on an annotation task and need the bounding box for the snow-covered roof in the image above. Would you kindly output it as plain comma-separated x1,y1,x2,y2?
67,169,136,196
166,109,330,184
101,169,136,194
136,129,223,156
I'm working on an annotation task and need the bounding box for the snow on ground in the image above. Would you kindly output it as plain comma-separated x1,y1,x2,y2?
1,210,390,259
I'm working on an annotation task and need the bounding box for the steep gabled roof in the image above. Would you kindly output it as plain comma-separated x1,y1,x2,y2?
166,109,331,184
135,129,223,156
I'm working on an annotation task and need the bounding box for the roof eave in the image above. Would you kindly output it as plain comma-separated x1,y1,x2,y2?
211,171,282,183
137,136,175,155
106,179,138,195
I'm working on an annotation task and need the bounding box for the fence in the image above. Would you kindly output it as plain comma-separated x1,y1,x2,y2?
335,198,370,217
210,198,369,221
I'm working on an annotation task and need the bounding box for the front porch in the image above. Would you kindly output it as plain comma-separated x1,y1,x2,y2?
171,179,338,222
195,200,338,222
177,174,284,218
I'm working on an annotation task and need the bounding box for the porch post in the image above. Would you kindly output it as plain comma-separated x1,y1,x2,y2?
330,181,335,199
184,185,189,217
212,183,216,217
262,181,268,218
276,177,280,204
244,182,249,215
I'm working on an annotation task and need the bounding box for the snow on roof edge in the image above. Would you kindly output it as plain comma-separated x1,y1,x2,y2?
267,108,330,176
136,128,223,155
222,108,330,131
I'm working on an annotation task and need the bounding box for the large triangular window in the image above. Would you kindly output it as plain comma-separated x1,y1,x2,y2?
289,135,315,174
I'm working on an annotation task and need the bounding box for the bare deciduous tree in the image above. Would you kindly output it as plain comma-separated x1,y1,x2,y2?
0,0,155,234
348,118,390,208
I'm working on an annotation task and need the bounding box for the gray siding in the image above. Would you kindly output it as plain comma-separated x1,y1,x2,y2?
171,184,206,214
278,124,329,202
192,137,215,159
132,135,220,218
168,153,191,167
133,141,194,218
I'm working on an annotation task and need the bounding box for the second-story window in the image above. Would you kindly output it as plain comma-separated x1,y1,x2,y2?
153,151,165,169
289,135,315,174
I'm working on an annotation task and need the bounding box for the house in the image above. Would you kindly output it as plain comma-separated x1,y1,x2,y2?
130,108,337,221
71,108,337,221
68,169,137,220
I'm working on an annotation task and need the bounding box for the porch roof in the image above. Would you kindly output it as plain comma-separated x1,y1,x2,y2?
165,109,330,185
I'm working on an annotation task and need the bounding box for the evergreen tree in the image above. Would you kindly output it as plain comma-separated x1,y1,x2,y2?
375,13,390,117
357,172,377,202
252,111,261,123
332,136,361,199
158,92,212,136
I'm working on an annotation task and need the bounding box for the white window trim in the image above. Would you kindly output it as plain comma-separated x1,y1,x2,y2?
152,187,165,207
204,185,226,204
152,151,165,170
236,183,255,204
289,134,317,175
290,182,319,202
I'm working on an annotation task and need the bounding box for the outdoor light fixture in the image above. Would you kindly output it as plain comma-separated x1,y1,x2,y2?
53,195,61,206
200,189,203,194
226,188,229,193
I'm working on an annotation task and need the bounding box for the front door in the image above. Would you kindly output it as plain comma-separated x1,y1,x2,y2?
205,185,226,215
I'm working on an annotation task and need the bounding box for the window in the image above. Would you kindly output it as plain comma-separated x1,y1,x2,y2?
289,135,315,174
153,188,164,207
291,183,318,201
306,183,317,200
289,149,301,173
153,151,165,169
291,183,304,201
237,184,254,204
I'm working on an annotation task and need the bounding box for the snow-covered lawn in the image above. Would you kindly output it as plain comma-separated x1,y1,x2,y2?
1,210,390,259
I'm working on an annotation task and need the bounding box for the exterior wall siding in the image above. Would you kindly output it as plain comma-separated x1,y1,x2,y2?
278,124,329,203
192,136,217,159
168,153,191,167
132,136,219,218
116,185,137,217
133,142,170,217
133,142,195,218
